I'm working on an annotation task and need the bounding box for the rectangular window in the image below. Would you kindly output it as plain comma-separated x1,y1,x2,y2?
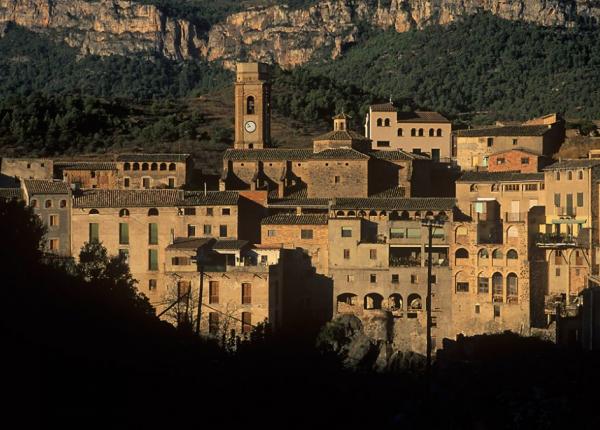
487,137,493,147
556,268,561,277
242,283,252,305
524,184,538,191
370,274,377,283
149,279,157,291
430,275,437,284
512,138,518,145
209,313,219,335
49,239,59,250
89,223,99,243
142,178,150,189
209,281,219,304
49,215,59,227
431,149,440,162
148,223,158,245
376,141,390,147
178,281,191,298
267,229,276,237
343,249,350,259
494,305,501,318
222,208,231,216
347,275,355,282
184,207,196,215
496,157,505,165
171,257,190,266
203,225,212,235
411,274,418,284
456,282,469,292
168,177,175,188
370,249,377,260
521,157,529,164
390,228,404,239
301,229,314,239
334,176,341,184
577,192,584,207
391,274,399,284
187,224,196,237
206,207,214,216
478,277,489,294
504,184,519,191
554,193,561,207
475,304,480,314
124,178,130,188
90,171,96,178
219,225,227,237
406,228,421,239
119,223,129,245
242,312,252,334
148,249,158,271
341,227,352,238
119,249,129,263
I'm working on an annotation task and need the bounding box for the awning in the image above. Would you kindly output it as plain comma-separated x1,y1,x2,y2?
551,219,586,224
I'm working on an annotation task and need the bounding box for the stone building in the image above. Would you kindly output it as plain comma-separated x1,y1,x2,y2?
21,179,71,256
234,62,271,149
328,197,455,354
366,103,452,161
456,113,565,171
1,158,53,180
55,161,118,189
115,154,192,189
487,148,550,173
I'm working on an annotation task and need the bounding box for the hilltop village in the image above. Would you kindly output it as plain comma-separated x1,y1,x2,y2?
2,63,599,352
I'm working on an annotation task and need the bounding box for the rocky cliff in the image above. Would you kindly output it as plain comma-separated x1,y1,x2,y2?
1,0,599,68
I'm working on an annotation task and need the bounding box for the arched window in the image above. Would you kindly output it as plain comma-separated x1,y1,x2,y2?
507,226,519,238
364,293,384,310
397,128,403,137
407,294,422,310
124,162,131,171
336,210,345,217
470,184,478,192
119,209,130,217
578,170,584,180
429,128,434,137
60,200,67,208
507,249,518,261
478,249,489,260
369,210,378,217
455,248,469,260
133,163,140,171
436,128,442,137
30,199,37,208
425,211,434,218
400,211,410,220
388,294,403,311
507,273,518,298
418,128,424,137
337,293,357,306
455,226,468,240
384,118,390,127
438,211,447,220
347,211,356,217
414,211,421,219
169,163,176,171
151,163,158,171
142,163,149,171
246,96,255,115
45,199,52,208
411,128,416,136
568,171,573,180
358,210,367,217
492,272,503,300
89,209,99,215
492,249,503,260
159,163,167,171
377,118,383,127
148,208,159,216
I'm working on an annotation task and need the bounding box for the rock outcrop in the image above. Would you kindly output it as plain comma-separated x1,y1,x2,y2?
1,0,599,68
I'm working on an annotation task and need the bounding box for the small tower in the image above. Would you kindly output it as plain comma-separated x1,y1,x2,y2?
234,62,271,149
333,112,350,132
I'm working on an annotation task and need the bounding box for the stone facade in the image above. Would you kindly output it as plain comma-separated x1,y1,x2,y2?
115,154,191,189
1,158,53,180
56,162,118,189
234,62,271,149
487,148,549,173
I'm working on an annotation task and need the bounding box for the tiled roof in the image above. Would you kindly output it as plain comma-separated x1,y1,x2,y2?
456,125,551,137
268,198,330,208
223,149,314,161
396,111,449,123
310,148,369,160
213,240,249,250
0,188,23,200
489,147,542,157
116,153,190,162
543,159,600,170
331,197,456,211
261,213,328,225
370,103,397,112
369,150,430,161
313,130,370,142
55,161,117,170
183,191,239,206
167,237,213,250
458,171,545,182
371,187,407,198
23,180,70,195
73,189,182,208
333,113,351,119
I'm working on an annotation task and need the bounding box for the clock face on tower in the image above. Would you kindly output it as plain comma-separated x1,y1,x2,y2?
245,121,257,133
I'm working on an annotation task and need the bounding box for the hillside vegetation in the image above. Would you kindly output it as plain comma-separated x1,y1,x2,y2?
1,13,600,161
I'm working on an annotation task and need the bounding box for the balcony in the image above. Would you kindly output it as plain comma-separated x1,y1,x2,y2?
389,257,421,267
535,233,577,248
504,212,527,223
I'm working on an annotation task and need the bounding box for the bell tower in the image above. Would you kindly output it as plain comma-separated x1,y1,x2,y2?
234,62,271,149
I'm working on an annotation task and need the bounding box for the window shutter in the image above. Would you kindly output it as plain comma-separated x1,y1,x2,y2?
89,223,99,242
149,223,158,244
242,283,251,304
119,223,129,245
149,249,158,271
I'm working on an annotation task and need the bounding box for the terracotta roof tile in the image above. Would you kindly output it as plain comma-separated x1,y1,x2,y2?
24,180,70,195
543,159,600,170
55,161,117,171
182,191,239,206
0,188,23,200
313,130,370,142
331,197,456,211
73,189,182,208
456,125,551,137
116,153,190,162
458,171,544,182
261,213,328,225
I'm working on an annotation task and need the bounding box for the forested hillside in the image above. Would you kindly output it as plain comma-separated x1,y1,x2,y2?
1,13,600,160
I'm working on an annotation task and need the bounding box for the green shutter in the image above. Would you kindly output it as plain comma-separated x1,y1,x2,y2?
149,223,158,244
89,223,99,243
149,249,158,271
119,223,129,245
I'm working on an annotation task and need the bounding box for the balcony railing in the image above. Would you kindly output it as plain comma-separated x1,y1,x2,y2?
389,257,421,267
535,233,577,247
